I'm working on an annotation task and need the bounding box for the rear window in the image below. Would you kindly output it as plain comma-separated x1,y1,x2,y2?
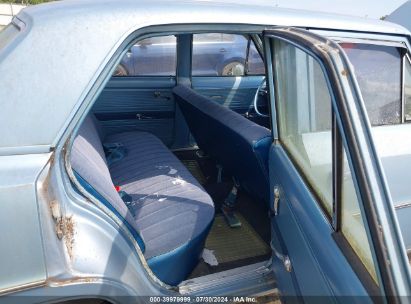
341,43,402,126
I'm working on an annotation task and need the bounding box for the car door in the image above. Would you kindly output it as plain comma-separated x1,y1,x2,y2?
93,35,177,147
263,28,411,302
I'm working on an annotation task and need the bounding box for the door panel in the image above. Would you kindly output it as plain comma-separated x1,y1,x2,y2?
192,76,262,110
269,145,370,301
93,76,176,146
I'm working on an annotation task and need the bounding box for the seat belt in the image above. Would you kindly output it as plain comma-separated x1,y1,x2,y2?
103,142,127,166
115,185,132,204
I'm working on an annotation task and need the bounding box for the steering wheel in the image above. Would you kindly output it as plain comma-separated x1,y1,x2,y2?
253,77,269,117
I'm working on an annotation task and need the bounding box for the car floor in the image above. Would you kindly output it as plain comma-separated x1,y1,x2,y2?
174,150,271,278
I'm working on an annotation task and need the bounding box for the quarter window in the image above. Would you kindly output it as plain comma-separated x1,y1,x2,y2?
192,33,265,76
113,35,177,77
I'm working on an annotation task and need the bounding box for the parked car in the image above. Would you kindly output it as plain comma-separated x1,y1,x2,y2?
1,0,411,303
113,33,264,76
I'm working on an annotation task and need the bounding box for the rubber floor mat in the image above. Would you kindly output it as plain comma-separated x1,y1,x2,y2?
205,213,270,264
181,159,207,185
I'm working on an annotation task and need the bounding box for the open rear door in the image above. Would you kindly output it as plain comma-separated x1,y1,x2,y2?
263,27,411,302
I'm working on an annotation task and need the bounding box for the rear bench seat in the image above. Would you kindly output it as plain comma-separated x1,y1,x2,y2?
70,115,214,285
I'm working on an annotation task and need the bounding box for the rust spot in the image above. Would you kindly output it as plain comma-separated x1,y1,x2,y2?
50,200,61,219
48,152,55,166
62,216,76,261
52,212,76,260
47,276,99,287
341,69,348,76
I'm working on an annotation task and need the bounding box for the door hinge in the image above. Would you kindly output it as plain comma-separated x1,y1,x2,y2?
271,240,292,272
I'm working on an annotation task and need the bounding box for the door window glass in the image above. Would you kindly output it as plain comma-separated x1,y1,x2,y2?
192,33,265,76
341,43,402,125
274,39,333,214
113,35,177,77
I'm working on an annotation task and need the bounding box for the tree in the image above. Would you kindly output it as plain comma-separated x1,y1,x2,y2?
0,0,55,4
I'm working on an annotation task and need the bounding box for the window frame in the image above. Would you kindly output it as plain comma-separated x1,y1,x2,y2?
272,38,335,221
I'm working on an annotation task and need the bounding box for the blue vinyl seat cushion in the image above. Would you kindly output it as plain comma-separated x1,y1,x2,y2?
70,115,215,286
105,131,215,285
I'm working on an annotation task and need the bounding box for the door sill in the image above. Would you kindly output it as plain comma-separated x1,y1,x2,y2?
178,261,278,297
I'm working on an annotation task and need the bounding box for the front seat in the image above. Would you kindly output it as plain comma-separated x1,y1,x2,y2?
173,85,272,203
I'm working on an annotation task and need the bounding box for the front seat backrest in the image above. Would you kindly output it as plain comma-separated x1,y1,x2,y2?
173,85,272,203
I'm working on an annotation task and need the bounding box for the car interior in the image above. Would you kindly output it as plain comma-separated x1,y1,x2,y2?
69,32,274,286
67,28,411,294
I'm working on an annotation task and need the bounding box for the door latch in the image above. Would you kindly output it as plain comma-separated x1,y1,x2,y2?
273,186,280,216
153,91,171,100
136,113,153,120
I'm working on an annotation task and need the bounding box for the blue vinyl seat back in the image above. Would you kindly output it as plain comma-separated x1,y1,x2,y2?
173,85,272,203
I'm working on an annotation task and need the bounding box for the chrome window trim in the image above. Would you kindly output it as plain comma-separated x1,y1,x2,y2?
330,37,407,49
311,29,411,49
394,201,411,210
404,54,411,122
402,54,406,123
